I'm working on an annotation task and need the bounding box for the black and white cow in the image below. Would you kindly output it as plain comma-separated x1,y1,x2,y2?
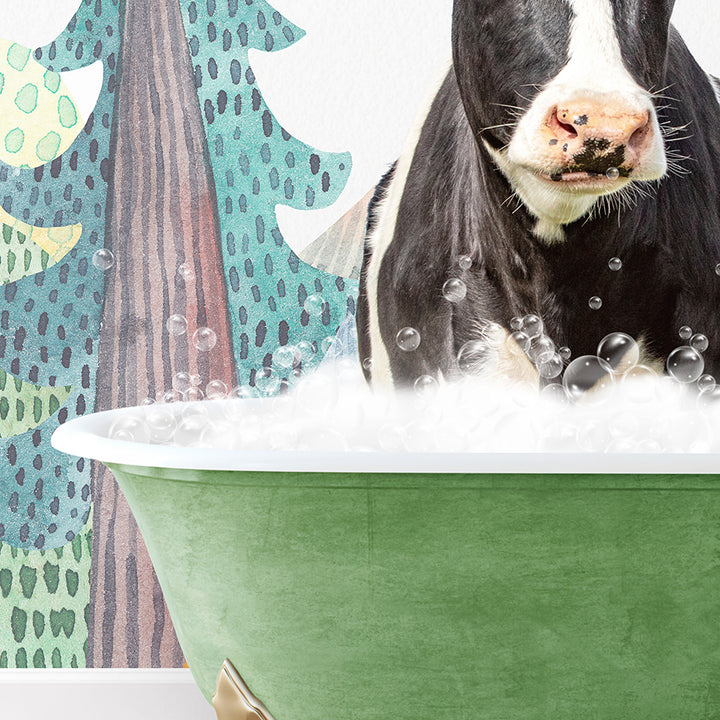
357,0,720,389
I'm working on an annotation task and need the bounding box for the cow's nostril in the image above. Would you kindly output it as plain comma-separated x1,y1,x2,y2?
628,118,650,151
549,109,579,141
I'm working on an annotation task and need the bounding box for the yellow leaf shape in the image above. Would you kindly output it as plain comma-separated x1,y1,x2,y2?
0,39,84,168
0,205,82,285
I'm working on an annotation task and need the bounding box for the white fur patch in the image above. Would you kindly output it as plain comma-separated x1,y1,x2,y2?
500,0,667,233
364,60,452,389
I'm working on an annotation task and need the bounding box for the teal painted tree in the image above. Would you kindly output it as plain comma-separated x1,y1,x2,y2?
0,0,121,550
181,0,356,386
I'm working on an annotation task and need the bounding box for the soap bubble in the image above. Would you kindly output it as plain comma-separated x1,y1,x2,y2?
229,385,257,400
273,345,299,369
177,262,194,281
255,367,281,396
141,396,156,406
457,340,497,375
414,375,438,396
458,255,472,270
540,383,568,402
144,406,177,444
697,374,716,394
558,346,572,362
507,331,530,355
716,263,720,276
606,167,620,180
206,379,228,400
172,371,192,393
185,387,205,401
165,314,188,336
521,314,543,339
538,353,564,379
321,335,343,354
510,316,523,332
189,374,201,387
362,357,373,370
588,296,603,310
528,335,555,365
679,325,693,341
173,416,208,447
92,248,115,271
596,332,639,374
608,257,623,271
193,327,217,352
667,346,704,383
442,278,468,303
109,415,150,443
303,293,325,317
396,327,421,352
296,340,318,364
162,390,179,403
690,333,709,353
563,355,614,402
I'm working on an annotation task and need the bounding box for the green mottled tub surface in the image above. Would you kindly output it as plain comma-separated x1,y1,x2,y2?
107,463,720,720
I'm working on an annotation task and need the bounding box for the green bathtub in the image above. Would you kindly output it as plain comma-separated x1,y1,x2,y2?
53,404,720,719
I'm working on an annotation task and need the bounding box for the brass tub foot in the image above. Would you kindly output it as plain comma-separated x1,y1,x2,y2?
212,659,276,720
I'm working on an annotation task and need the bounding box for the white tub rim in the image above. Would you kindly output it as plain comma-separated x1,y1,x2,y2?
49,402,720,475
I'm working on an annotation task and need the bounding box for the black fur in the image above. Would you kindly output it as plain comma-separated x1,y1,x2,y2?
358,1,720,389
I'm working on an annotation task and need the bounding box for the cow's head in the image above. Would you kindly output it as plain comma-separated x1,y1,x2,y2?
453,0,674,241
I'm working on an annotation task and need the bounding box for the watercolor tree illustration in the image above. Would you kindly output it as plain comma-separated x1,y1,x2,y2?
180,0,357,387
0,0,121,668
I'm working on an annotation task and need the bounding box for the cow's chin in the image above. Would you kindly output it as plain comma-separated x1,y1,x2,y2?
485,141,667,243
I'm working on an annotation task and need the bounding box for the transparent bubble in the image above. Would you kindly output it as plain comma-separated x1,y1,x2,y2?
562,355,614,402
109,415,150,443
162,390,179,403
172,371,192,393
588,296,603,310
698,374,716,394
510,316,523,332
507,331,530,355
558,346,572,362
621,364,659,403
177,262,194,281
189,374,201,387
691,333,709,353
458,255,473,270
716,263,720,277
540,383,568,403
303,293,325,317
92,248,115,271
528,335,555,365
173,416,208,447
186,387,205,401
229,385,258,400
273,345,298,369
414,375,438,396
321,336,343,354
141,396,156,406
606,167,620,180
608,257,623,271
457,339,497,375
144,407,177,444
396,327,421,352
538,353,564,379
679,325,693,341
165,314,188,336
296,340,318,365
442,278,467,303
206,379,228,400
255,368,281,396
667,346,705,383
193,327,217,352
597,332,639,374
521,314,543,339
362,357,373,370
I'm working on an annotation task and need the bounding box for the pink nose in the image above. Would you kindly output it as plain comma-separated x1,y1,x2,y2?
543,98,653,172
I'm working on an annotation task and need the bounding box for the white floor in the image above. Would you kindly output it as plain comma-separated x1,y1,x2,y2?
0,669,216,720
